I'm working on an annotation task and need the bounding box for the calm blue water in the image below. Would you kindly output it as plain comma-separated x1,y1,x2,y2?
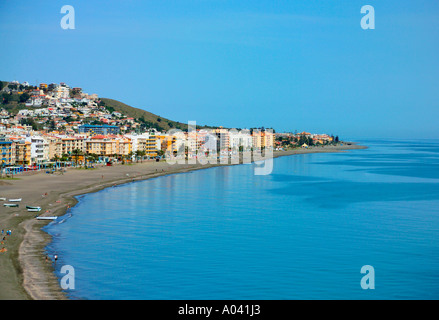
44,140,439,299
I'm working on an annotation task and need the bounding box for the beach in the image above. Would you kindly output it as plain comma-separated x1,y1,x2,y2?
0,143,366,300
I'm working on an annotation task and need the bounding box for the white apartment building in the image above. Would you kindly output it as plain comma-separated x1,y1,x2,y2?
52,86,70,100
26,135,49,164
229,130,253,150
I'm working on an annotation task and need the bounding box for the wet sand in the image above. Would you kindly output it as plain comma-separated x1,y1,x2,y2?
0,143,366,300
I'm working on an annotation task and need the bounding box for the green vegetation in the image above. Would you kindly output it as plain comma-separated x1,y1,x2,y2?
1,92,29,115
19,92,30,103
100,98,189,131
0,79,219,132
0,81,7,91
298,135,314,146
0,177,21,180
19,118,42,131
72,149,83,166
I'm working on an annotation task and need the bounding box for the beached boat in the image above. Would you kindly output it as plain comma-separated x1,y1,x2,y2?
36,216,57,220
3,203,19,207
9,198,22,202
0,198,6,201
26,205,41,210
27,208,42,212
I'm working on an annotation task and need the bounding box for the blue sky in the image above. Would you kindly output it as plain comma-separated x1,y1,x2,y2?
1,0,438,139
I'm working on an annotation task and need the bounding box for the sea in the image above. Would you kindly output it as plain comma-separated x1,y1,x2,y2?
43,140,439,299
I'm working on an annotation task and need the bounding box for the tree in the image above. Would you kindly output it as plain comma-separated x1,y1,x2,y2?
52,154,60,168
48,120,56,131
139,150,146,162
8,83,18,91
64,116,74,123
298,135,308,146
1,93,10,104
20,118,40,131
19,92,30,103
89,153,99,162
128,151,135,162
61,153,71,162
72,149,83,166
135,150,144,162
157,149,164,157
84,155,96,168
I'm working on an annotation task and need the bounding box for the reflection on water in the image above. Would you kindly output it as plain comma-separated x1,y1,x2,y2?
44,140,439,299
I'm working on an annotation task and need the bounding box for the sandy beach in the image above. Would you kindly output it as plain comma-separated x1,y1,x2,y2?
0,143,366,300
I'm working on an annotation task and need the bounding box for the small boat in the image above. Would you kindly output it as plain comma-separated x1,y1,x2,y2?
27,208,42,212
36,216,57,220
0,198,6,201
9,198,22,202
26,205,41,210
4,203,19,207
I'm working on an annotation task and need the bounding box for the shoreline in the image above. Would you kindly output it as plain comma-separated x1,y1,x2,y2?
0,143,367,300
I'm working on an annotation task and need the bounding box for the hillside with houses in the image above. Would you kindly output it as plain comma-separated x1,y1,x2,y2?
0,80,338,173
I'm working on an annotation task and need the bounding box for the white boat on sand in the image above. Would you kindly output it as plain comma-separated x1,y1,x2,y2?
26,205,41,209
36,216,57,220
9,198,22,202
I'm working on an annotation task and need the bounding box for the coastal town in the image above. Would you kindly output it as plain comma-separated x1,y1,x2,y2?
0,80,338,175
1,0,433,305
0,80,357,300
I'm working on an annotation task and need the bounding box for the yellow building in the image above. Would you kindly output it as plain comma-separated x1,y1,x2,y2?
15,141,31,166
137,136,158,157
60,137,86,155
156,134,177,153
0,138,16,166
46,137,61,160
85,135,118,156
118,138,132,156
252,131,275,149
145,136,158,157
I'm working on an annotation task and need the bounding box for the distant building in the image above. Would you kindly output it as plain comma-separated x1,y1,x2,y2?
26,136,49,164
52,86,69,99
48,83,58,91
85,135,118,156
229,130,252,150
252,130,275,149
78,124,120,135
0,136,16,166
15,140,32,166
126,134,158,157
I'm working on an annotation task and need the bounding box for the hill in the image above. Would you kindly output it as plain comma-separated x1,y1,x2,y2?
1,81,29,114
100,98,216,132
0,79,217,131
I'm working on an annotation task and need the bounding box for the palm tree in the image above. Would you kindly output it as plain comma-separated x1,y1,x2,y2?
128,151,135,163
135,150,142,163
90,153,99,163
72,149,83,167
52,154,60,169
85,155,95,168
139,150,146,163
